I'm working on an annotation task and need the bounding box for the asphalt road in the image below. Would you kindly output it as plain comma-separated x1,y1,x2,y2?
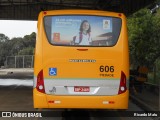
0,85,158,120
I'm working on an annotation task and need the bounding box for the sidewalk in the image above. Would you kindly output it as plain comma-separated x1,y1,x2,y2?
130,86,159,111
0,68,33,79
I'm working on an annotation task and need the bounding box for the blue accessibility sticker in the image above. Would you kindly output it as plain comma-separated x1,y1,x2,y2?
49,68,57,76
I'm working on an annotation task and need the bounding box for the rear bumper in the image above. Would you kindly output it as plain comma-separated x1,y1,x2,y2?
33,88,129,109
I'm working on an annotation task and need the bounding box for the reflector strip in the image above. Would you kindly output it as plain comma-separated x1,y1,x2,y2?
48,100,61,104
54,101,61,104
109,101,115,104
103,101,115,104
103,101,109,104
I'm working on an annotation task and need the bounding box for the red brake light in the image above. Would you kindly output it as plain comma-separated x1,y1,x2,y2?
36,70,45,93
118,71,127,94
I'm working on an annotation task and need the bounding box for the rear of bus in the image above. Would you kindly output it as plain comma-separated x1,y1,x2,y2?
33,10,129,109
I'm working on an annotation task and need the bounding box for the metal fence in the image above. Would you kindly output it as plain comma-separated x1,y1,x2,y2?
5,55,34,68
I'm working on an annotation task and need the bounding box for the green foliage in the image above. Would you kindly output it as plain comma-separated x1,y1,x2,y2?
148,58,160,84
0,41,11,66
18,47,34,55
0,32,36,66
23,32,36,48
0,33,9,42
128,8,160,68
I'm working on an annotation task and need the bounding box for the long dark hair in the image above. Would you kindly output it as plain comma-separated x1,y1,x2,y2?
79,20,91,33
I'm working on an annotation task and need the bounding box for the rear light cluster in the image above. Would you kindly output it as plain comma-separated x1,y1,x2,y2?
118,71,127,94
36,70,45,93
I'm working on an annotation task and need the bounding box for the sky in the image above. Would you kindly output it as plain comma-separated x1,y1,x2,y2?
0,20,37,39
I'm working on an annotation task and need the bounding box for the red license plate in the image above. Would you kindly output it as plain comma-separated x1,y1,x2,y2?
74,86,90,92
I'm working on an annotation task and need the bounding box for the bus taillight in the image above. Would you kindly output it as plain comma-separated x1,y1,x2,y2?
118,71,127,94
36,70,45,93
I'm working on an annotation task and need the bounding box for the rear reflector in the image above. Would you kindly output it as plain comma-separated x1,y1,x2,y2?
103,101,115,104
118,71,127,94
36,70,45,93
48,100,61,104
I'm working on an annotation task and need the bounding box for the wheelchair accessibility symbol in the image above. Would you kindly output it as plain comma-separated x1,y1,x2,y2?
49,68,57,76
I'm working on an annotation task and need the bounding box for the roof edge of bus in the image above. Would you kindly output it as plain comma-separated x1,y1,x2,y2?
39,9,125,16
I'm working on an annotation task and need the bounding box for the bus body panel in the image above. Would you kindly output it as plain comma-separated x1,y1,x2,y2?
34,88,129,109
34,10,129,109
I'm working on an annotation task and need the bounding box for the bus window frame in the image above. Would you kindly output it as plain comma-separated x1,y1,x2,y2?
43,15,122,47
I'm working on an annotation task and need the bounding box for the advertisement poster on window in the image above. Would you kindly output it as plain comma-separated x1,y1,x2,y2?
51,16,113,46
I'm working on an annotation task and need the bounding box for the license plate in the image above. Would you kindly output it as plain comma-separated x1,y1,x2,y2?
74,86,90,92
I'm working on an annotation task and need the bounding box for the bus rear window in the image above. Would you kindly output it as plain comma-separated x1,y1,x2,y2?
44,15,121,46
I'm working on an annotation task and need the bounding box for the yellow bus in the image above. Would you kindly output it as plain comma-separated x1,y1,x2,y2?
33,10,129,109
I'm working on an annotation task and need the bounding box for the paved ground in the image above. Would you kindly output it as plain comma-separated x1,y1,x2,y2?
0,68,33,79
130,85,159,111
0,86,34,111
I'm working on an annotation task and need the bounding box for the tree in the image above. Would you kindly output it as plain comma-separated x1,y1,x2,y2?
0,34,10,66
127,8,160,68
10,37,24,55
9,32,36,56
0,33,9,42
23,32,36,48
18,47,34,55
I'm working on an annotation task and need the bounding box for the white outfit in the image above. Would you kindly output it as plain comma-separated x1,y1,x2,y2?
75,33,92,45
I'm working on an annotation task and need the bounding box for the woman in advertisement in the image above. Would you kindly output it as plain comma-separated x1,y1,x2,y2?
73,20,92,45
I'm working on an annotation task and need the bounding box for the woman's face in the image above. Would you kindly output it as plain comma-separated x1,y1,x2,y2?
82,22,89,31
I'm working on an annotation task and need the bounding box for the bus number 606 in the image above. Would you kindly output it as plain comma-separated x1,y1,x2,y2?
100,65,114,72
